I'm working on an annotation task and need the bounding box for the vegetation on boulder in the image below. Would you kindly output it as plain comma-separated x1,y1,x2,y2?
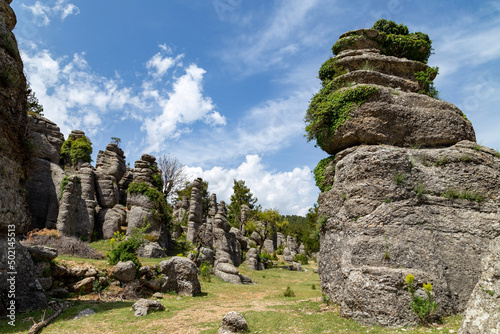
314,156,335,192
127,182,172,227
60,135,93,165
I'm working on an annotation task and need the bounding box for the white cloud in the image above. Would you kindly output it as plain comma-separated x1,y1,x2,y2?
146,48,183,78
184,154,318,216
142,64,221,152
22,0,79,26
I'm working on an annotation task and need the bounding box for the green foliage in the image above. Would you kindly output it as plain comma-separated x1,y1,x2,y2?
318,57,346,84
199,261,212,282
322,294,331,305
107,224,150,270
60,135,93,165
480,286,495,296
331,35,361,55
317,214,328,229
127,182,172,227
110,137,121,146
393,172,406,185
60,175,70,199
414,183,429,198
434,156,449,166
305,85,379,152
372,19,409,35
293,253,309,265
283,285,296,297
175,179,210,216
227,179,259,227
314,156,335,192
415,67,439,98
26,83,44,116
442,189,486,202
405,274,439,324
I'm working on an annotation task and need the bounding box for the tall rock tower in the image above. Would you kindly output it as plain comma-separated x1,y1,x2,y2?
0,0,47,314
308,21,500,326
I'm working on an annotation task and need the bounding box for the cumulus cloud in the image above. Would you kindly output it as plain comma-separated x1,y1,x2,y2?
184,155,318,216
22,0,79,26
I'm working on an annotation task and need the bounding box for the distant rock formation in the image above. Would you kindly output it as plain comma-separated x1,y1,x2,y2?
0,0,47,314
314,27,500,326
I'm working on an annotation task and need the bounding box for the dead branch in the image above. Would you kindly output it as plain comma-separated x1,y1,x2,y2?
28,302,67,334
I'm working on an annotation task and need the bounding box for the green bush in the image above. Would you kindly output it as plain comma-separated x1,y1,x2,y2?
199,261,212,282
283,285,296,297
314,156,335,192
293,253,309,265
318,57,346,84
107,225,150,270
127,182,172,227
405,274,439,324
60,135,93,165
305,85,379,153
372,19,409,35
442,189,486,202
415,67,439,98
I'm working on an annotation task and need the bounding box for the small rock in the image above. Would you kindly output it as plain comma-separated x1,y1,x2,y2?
113,261,136,282
132,299,165,317
73,308,95,320
153,292,163,299
71,277,95,294
218,311,248,334
26,245,58,261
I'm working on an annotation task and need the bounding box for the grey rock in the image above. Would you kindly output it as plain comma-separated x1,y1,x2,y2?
94,171,119,208
153,292,163,299
214,262,253,285
286,236,298,253
213,227,242,267
186,178,204,243
95,143,126,182
38,277,53,291
159,257,201,296
27,114,64,164
276,232,286,248
132,299,165,317
218,311,248,334
71,277,95,294
73,308,95,320
459,236,500,334
113,261,136,283
56,175,94,240
26,158,65,230
26,245,58,261
126,193,166,247
263,239,275,254
245,248,264,271
137,242,166,258
95,204,126,239
319,142,500,326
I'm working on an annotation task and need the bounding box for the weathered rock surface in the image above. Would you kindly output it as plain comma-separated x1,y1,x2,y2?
319,141,500,326
186,178,204,243
94,171,119,208
214,259,252,284
159,257,201,296
71,276,95,294
132,299,165,317
26,245,58,261
113,261,136,283
95,143,126,182
26,158,65,230
95,204,126,239
137,242,166,258
459,235,500,334
245,248,264,271
56,175,93,240
218,311,248,334
213,227,242,267
27,114,64,164
263,239,274,254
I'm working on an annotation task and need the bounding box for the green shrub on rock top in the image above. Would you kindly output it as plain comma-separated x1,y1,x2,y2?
372,19,409,35
415,66,439,98
60,135,93,165
305,85,379,153
127,182,172,227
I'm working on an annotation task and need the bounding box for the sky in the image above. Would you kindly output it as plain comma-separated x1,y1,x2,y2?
11,0,500,216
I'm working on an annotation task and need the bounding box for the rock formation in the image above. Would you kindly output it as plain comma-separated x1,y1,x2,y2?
158,257,201,296
186,178,203,243
0,0,47,313
313,26,500,326
458,235,500,333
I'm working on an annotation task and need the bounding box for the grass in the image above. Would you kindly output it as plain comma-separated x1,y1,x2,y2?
441,189,486,202
0,244,464,333
393,172,407,185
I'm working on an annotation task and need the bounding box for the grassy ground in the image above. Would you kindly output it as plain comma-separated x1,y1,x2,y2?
0,242,462,333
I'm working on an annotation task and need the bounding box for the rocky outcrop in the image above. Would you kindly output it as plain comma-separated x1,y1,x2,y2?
315,27,500,326
172,196,189,239
245,247,264,271
27,114,64,164
459,235,500,334
95,204,126,239
137,242,166,258
95,143,126,182
186,178,203,243
113,261,136,283
56,175,94,240
214,258,252,284
159,257,201,296
1,0,73,311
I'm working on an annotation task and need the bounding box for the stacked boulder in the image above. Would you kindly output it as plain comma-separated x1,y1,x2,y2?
186,178,204,243
94,143,127,239
314,27,500,326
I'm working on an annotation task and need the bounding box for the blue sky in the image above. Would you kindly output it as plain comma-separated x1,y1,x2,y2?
12,0,500,216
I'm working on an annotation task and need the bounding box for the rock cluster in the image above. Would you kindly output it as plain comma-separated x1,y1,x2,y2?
316,28,500,326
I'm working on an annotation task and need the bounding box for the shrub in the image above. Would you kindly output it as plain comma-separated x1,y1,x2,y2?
415,67,439,98
372,19,409,35
314,156,335,192
293,253,309,265
305,85,379,152
60,135,93,165
283,285,296,297
405,274,439,324
442,189,486,202
393,172,406,185
318,57,346,84
107,225,150,269
199,261,212,282
127,182,172,227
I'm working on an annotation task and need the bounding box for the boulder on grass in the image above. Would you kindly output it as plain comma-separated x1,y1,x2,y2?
113,261,136,283
218,311,248,334
132,299,165,317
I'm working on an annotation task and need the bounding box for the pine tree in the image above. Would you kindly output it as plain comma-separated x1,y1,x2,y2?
227,179,258,228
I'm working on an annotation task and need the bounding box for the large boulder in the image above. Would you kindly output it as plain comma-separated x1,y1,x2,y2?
459,235,500,334
319,142,500,326
159,257,201,296
137,242,166,258
95,143,126,182
132,299,165,317
186,178,204,243
94,171,119,208
213,227,242,267
245,248,264,271
95,204,126,239
27,114,64,164
214,259,252,284
113,261,136,283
